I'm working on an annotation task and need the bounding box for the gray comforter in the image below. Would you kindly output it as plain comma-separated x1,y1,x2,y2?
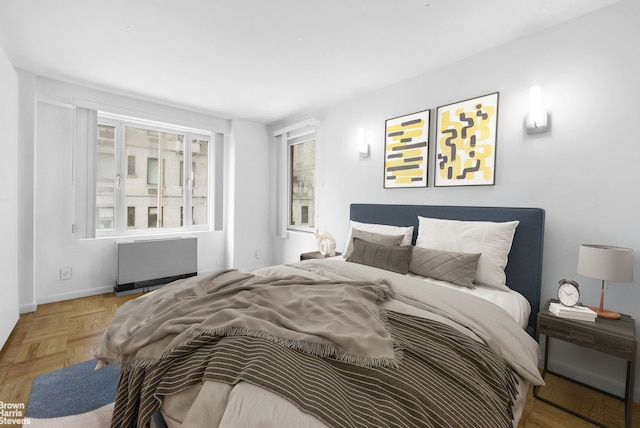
95,259,544,428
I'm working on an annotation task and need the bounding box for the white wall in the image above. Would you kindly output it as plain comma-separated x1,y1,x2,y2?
19,75,237,308
272,0,640,399
227,119,273,270
0,44,19,348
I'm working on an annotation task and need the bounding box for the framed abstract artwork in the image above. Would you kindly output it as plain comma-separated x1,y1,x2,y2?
383,109,430,188
434,92,499,187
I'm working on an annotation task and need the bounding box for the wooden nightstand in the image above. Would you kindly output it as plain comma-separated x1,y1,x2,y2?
535,299,637,428
300,251,342,261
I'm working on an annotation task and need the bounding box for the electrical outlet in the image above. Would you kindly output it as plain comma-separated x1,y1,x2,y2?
60,267,72,280
255,249,261,259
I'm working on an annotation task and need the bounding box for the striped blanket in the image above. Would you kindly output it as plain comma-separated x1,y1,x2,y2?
112,310,518,428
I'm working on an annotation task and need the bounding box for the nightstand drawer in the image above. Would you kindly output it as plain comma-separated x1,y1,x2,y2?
538,301,636,360
539,321,634,359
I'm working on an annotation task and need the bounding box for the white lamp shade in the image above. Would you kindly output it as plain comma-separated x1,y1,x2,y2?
577,244,634,282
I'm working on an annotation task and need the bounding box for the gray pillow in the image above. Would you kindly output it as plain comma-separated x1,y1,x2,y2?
343,229,405,259
409,247,481,288
347,238,413,274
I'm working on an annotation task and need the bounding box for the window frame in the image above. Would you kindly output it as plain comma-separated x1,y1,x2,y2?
287,137,316,233
274,118,319,236
95,113,212,238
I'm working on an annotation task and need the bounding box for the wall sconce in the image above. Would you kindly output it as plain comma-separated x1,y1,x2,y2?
358,128,370,158
526,85,549,134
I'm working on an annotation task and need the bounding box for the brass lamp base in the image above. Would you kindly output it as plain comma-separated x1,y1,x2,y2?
587,306,620,320
588,286,621,320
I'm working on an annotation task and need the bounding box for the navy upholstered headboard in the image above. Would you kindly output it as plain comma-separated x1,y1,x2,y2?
349,204,545,336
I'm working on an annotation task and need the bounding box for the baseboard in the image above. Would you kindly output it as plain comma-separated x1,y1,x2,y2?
35,285,117,306
24,272,225,311
20,302,38,314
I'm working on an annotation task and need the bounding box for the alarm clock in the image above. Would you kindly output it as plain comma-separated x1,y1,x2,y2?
557,279,580,307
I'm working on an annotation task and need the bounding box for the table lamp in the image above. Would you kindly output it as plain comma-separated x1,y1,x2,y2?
577,244,634,320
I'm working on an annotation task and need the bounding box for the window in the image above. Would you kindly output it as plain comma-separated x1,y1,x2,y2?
191,138,209,226
289,139,315,229
147,157,159,185
274,119,319,235
94,114,211,236
180,161,195,187
96,125,116,230
97,207,114,230
127,206,135,228
148,207,158,228
127,155,136,176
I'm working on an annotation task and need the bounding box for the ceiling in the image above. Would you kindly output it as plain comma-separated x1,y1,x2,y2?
0,0,620,124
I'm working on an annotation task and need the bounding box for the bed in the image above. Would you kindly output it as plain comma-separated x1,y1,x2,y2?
95,204,545,428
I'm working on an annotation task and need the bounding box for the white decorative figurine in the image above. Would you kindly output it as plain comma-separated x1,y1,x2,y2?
314,230,336,257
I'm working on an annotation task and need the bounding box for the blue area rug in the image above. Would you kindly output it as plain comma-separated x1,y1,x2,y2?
26,359,120,418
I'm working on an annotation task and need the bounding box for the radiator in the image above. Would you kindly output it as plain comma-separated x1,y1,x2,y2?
115,237,197,294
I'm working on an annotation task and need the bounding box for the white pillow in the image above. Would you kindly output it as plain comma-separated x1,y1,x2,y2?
344,221,414,256
415,217,518,290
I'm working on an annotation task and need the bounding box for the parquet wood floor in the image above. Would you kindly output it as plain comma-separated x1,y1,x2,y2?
519,373,639,427
0,292,638,427
0,292,137,411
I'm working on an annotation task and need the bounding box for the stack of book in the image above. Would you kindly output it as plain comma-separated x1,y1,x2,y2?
549,302,597,322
